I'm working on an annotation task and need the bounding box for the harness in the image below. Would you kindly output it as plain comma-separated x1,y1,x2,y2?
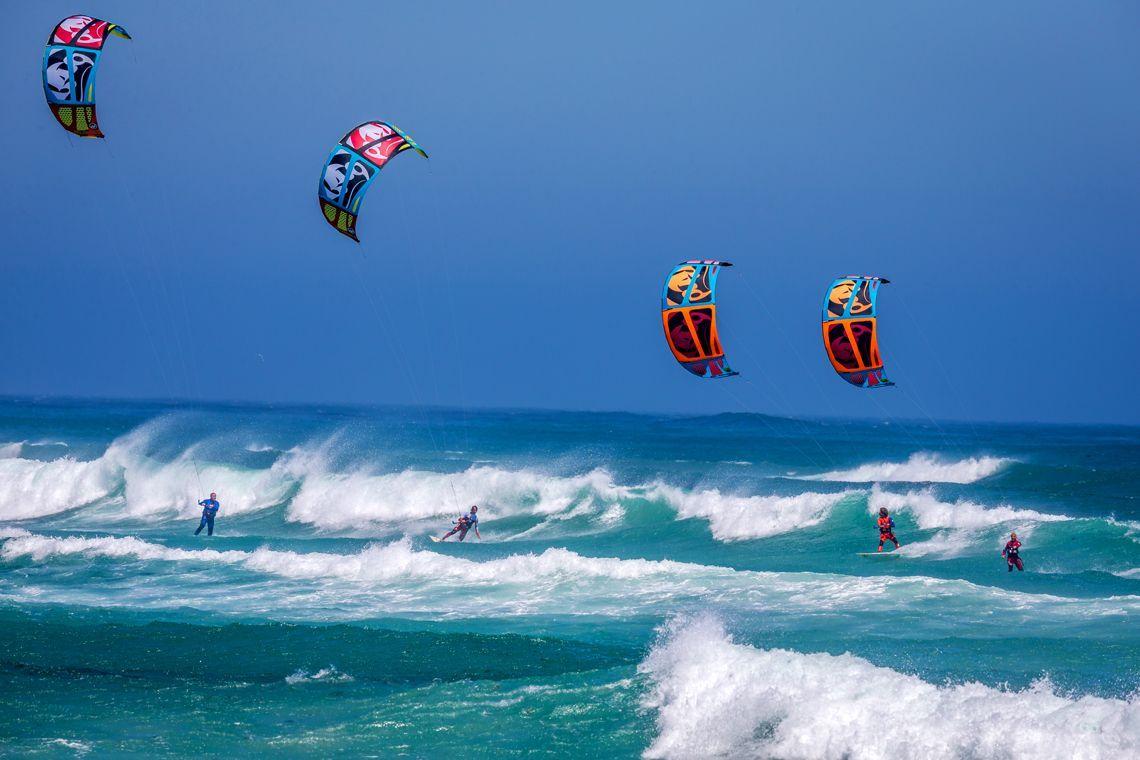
877,516,893,534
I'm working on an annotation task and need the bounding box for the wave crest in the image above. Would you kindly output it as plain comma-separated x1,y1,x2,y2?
804,453,1012,484
640,616,1140,759
649,484,856,541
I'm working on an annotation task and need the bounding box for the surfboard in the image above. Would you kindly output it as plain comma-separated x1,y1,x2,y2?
858,551,903,558
429,536,442,543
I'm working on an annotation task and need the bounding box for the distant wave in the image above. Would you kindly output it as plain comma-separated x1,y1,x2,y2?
802,453,1012,484
648,484,858,541
640,616,1140,759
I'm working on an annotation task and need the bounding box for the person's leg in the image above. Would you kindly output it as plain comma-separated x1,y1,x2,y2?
890,533,899,548
195,518,205,535
207,516,214,536
458,526,469,542
1007,560,1013,572
1015,557,1023,571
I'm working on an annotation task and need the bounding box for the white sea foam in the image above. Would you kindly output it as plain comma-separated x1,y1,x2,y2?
868,486,1069,531
868,487,1069,559
640,616,1140,760
45,739,92,755
0,424,294,522
5,531,1137,623
0,442,25,459
0,449,121,520
648,484,856,540
285,666,354,685
804,453,1012,484
285,460,629,531
119,449,294,520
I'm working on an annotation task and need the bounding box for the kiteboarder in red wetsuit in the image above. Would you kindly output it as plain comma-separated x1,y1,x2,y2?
1002,532,1024,572
876,507,900,552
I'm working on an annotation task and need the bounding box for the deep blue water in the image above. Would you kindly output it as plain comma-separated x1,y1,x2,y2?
1,398,1138,757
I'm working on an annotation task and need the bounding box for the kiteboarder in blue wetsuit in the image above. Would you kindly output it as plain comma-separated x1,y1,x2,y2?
195,492,220,536
438,506,480,542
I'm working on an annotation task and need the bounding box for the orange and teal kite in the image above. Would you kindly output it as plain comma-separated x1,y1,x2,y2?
43,15,131,138
661,260,738,379
821,276,894,388
318,121,429,242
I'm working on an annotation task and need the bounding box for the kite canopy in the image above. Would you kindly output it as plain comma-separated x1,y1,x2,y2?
821,276,894,388
318,121,429,242
43,15,131,138
661,260,738,379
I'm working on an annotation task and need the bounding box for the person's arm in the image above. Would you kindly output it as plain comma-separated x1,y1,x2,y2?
474,525,481,539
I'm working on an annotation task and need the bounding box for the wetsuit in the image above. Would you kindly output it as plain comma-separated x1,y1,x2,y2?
195,498,220,536
877,516,899,550
1003,539,1023,571
442,511,478,541
458,512,478,541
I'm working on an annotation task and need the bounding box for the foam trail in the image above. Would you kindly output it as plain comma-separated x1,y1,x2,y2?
648,484,856,540
640,616,1140,760
803,453,1011,483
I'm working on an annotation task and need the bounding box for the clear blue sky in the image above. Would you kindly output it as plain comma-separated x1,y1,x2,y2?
2,1,1138,424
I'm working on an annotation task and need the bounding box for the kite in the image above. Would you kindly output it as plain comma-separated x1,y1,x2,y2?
318,121,429,242
821,276,894,388
661,260,738,378
43,15,131,138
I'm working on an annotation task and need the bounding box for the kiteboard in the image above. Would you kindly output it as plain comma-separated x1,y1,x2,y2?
429,536,442,543
858,551,903,558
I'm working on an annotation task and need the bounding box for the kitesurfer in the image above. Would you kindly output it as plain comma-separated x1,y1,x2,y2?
1002,532,1024,571
438,505,480,542
876,506,900,552
195,492,220,536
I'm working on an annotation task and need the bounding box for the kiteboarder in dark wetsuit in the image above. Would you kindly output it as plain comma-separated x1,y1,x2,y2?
438,506,480,542
1002,532,1024,571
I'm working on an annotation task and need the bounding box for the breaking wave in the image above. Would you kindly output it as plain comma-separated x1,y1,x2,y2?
4,531,1137,623
648,484,857,541
803,453,1012,484
640,616,1140,759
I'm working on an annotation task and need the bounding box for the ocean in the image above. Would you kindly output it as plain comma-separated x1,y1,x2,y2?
0,397,1137,758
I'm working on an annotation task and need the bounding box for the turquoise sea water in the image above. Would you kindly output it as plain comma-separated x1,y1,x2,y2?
1,398,1138,757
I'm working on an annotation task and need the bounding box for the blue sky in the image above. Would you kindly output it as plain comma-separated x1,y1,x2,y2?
2,1,1138,424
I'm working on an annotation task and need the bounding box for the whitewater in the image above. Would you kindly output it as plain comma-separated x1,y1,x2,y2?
1,399,1138,757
